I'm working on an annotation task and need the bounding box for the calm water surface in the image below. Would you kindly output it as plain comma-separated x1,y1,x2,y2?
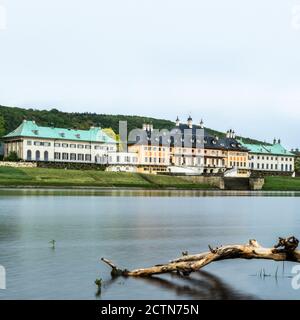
0,188,300,300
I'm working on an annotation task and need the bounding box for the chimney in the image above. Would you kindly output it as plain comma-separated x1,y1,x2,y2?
232,130,236,139
150,124,153,131
175,116,180,127
146,124,150,131
273,138,277,145
278,138,281,144
226,130,230,138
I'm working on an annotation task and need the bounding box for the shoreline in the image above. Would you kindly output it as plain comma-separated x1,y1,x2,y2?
0,185,300,195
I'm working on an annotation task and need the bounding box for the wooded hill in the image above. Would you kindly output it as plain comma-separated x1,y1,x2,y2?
0,105,266,144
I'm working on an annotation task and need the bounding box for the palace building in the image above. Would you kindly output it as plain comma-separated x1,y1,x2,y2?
239,139,295,173
128,116,249,176
1,118,295,176
2,120,138,171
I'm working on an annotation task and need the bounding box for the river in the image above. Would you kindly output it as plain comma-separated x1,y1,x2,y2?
0,189,299,300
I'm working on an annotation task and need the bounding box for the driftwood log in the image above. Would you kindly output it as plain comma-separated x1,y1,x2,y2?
101,236,300,277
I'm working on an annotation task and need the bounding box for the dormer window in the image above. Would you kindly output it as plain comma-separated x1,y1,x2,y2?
75,134,80,139
32,130,39,135
59,132,65,138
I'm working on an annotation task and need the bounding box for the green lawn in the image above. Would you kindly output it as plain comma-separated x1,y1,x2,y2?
263,176,300,191
0,166,213,189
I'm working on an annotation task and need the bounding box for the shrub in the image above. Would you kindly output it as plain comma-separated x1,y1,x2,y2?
4,151,21,162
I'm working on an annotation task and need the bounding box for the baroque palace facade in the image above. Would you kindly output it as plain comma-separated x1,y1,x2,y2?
2,117,295,176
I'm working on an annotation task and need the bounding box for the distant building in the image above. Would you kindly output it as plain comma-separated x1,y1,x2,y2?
239,139,295,174
2,120,138,172
128,116,249,176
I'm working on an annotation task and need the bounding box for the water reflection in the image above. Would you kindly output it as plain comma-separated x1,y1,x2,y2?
134,271,257,300
0,188,300,198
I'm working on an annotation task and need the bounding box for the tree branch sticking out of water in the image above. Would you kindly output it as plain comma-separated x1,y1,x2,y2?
101,236,300,277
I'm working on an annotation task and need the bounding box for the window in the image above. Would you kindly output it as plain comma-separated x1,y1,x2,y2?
290,164,293,171
44,151,49,161
34,141,41,146
70,144,76,148
70,153,76,161
275,164,278,170
266,164,269,170
27,140,32,146
85,154,91,161
271,164,273,170
35,150,40,161
85,145,91,149
62,143,68,148
77,144,84,149
54,152,61,160
44,142,51,147
55,143,61,147
62,153,69,160
27,150,32,160
262,164,264,169
78,154,84,161
257,163,260,169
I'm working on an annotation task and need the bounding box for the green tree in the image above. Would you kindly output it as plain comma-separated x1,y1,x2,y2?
0,115,5,137
295,158,300,173
4,151,20,162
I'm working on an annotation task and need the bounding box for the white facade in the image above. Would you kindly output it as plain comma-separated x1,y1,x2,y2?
106,152,138,172
20,137,116,164
248,154,294,172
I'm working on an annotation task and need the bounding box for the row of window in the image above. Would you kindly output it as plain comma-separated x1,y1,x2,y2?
229,161,247,168
251,163,293,171
249,155,293,161
144,157,166,163
115,156,138,163
144,147,166,151
54,152,92,161
27,141,51,147
27,140,114,151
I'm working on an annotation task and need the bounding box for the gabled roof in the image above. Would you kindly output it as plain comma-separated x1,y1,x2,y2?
238,140,294,156
3,120,116,143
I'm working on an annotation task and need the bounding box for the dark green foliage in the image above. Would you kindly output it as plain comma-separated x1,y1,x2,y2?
295,158,300,174
4,151,20,162
0,105,266,144
37,161,106,171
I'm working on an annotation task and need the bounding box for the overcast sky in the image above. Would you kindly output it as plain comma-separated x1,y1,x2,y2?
0,0,300,147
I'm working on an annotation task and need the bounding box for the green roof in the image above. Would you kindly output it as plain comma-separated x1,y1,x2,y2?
238,140,294,156
3,120,116,144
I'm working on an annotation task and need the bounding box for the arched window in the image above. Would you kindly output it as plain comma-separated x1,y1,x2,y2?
27,150,32,161
44,151,49,161
36,150,40,161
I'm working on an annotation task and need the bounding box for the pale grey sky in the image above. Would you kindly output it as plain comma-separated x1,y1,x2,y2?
0,0,300,147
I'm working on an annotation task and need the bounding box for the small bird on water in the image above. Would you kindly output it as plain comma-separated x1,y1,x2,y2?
49,240,56,249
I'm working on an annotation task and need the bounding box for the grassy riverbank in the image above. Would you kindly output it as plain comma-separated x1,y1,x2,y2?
262,176,300,191
0,166,213,189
